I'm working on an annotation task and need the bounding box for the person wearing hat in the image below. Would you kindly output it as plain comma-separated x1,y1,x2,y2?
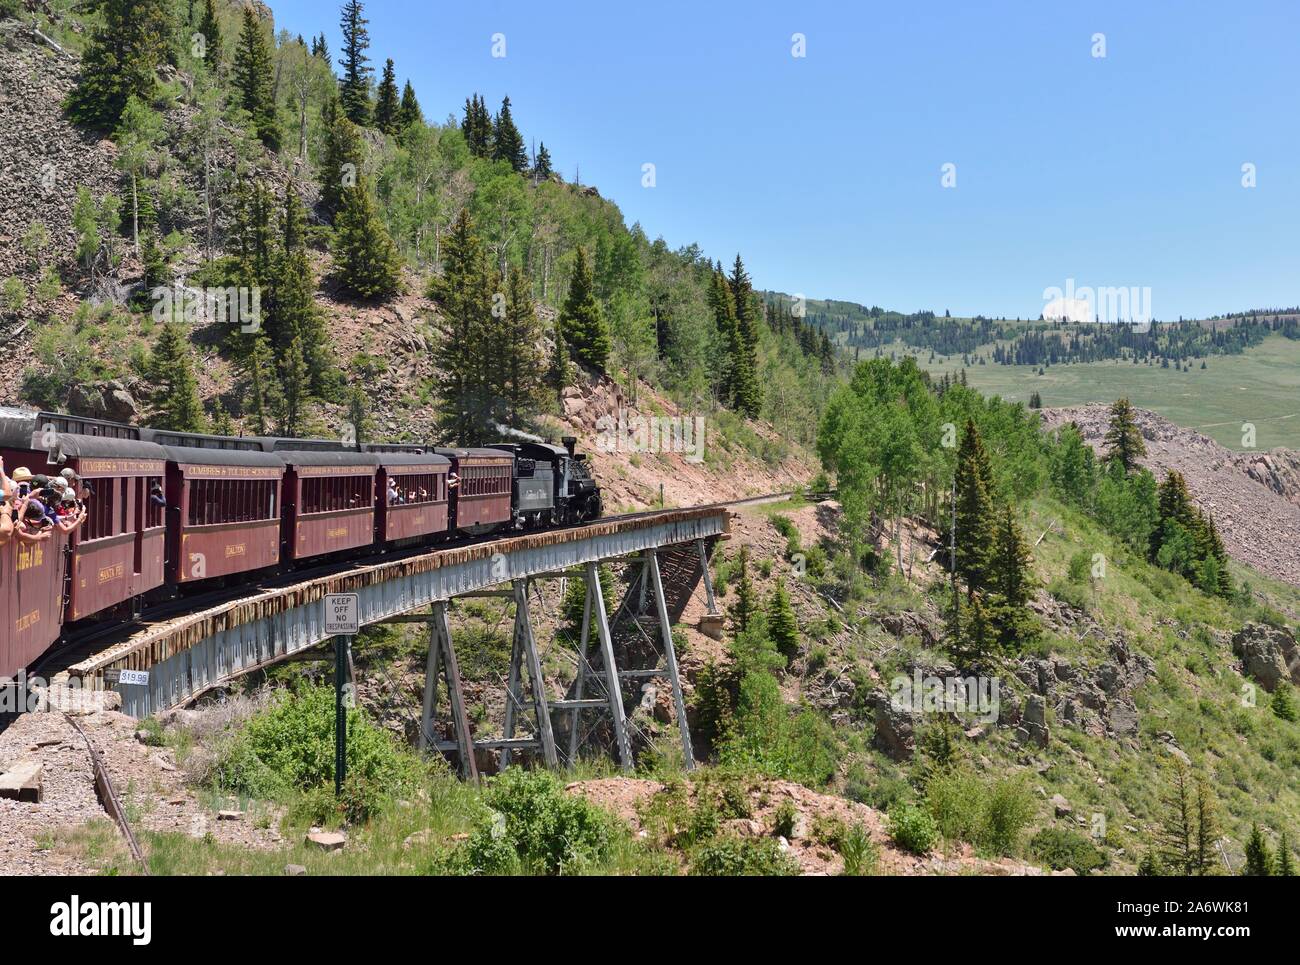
10,465,33,498
54,490,86,534
16,497,52,544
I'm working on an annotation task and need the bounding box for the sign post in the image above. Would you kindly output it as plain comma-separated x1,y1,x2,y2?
325,594,360,797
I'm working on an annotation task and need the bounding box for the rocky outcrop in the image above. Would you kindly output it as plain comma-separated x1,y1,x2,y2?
1232,622,1300,692
67,379,139,422
1013,636,1150,743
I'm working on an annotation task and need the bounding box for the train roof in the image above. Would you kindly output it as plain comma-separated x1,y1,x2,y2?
274,449,381,468
139,428,265,452
156,444,287,468
487,442,569,459
434,447,516,461
373,451,451,468
52,433,168,462
364,443,430,454
0,406,143,450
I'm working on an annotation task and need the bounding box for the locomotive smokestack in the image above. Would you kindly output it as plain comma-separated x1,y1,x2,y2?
562,435,577,457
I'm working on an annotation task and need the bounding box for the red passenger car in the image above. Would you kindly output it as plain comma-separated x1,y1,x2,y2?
157,444,285,584
0,526,68,680
277,449,381,561
436,447,515,533
57,434,169,622
374,451,451,545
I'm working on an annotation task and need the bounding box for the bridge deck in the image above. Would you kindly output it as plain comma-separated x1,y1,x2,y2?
65,507,730,717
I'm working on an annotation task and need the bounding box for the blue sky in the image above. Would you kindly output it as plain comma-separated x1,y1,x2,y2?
269,0,1298,320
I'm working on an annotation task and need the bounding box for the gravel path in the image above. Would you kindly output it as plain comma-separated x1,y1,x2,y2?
0,711,103,875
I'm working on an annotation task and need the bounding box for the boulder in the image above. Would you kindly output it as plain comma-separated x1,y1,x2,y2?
1051,794,1073,818
1231,623,1300,692
871,690,918,761
305,830,347,851
1021,694,1049,748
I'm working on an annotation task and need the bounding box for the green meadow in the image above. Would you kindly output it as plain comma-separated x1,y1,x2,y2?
905,335,1300,451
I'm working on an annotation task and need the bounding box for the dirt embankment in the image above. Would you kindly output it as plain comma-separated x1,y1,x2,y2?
1040,404,1300,587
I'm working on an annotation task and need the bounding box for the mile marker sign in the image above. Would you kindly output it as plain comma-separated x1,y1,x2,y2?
325,593,360,635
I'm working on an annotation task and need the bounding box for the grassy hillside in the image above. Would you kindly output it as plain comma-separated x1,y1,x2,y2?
921,336,1300,451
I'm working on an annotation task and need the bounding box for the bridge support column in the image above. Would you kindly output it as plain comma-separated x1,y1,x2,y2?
502,581,558,769
589,562,633,771
418,603,479,784
696,538,718,615
566,578,594,765
646,550,695,770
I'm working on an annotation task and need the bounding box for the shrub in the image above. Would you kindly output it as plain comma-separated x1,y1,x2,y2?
888,801,938,854
1272,687,1298,723
213,684,425,821
1030,827,1107,875
772,800,798,839
925,768,1035,856
689,835,799,876
1067,551,1093,584
461,768,617,875
840,824,879,876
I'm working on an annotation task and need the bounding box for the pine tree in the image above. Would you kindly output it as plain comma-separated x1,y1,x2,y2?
66,0,172,128
198,0,222,72
320,100,364,218
954,418,995,595
1278,833,1297,876
987,504,1039,651
232,179,275,290
149,322,206,432
1158,756,1197,876
232,6,278,150
1150,470,1208,580
245,336,280,435
727,255,762,416
501,265,545,426
1192,774,1221,875
707,268,739,401
278,336,311,436
558,247,610,372
269,190,330,388
429,210,494,443
210,405,235,436
460,94,492,157
312,33,331,67
730,548,757,634
768,585,799,663
346,383,368,449
1103,397,1147,473
534,141,553,179
398,80,423,130
947,592,996,669
1243,824,1274,875
332,176,402,299
548,320,571,404
373,58,400,135
338,0,373,125
491,96,528,172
